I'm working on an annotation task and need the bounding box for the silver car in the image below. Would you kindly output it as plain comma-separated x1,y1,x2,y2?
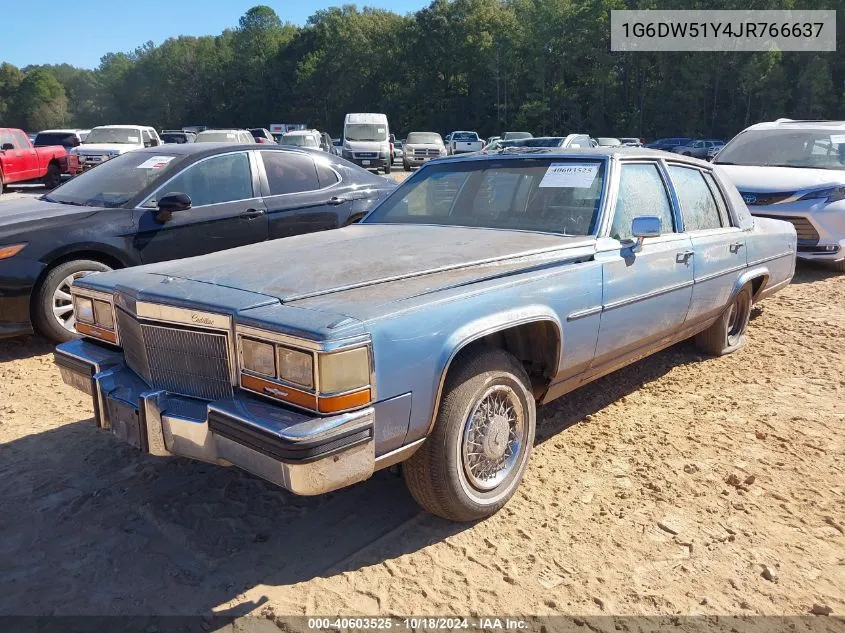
715,119,845,271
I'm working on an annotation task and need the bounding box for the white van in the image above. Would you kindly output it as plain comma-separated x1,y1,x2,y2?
342,113,391,174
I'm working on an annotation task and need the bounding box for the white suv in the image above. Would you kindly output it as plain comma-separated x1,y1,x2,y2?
715,119,845,271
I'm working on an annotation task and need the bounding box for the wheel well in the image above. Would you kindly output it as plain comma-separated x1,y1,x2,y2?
749,275,768,302
450,320,560,401
30,250,125,311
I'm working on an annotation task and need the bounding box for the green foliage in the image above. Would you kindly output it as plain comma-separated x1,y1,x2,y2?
1,1,843,138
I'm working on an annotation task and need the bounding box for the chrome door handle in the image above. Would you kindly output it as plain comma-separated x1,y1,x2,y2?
730,242,745,253
676,250,694,264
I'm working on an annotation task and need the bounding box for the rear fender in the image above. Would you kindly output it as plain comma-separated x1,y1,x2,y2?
734,266,769,303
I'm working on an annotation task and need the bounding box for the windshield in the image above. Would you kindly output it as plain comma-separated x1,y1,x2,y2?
160,133,189,144
406,132,442,145
511,138,564,148
280,134,318,147
34,133,79,149
43,151,183,208
597,138,621,146
196,131,241,143
345,123,387,142
364,158,606,235
503,132,533,140
84,128,141,144
715,129,845,170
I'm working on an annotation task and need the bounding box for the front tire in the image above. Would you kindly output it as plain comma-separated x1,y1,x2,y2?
383,161,391,175
694,284,752,355
403,160,410,171
403,348,536,522
43,162,61,189
33,259,112,342
831,259,845,273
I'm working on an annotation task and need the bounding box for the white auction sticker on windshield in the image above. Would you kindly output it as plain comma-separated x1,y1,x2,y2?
830,134,845,145
127,136,139,143
136,156,175,170
539,163,599,188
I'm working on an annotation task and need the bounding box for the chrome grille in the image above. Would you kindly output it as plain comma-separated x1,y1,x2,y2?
414,148,440,156
116,308,233,401
754,214,820,242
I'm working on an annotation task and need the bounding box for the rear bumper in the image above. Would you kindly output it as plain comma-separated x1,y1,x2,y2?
55,339,377,495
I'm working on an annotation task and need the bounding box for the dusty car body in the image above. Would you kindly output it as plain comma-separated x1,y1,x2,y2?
56,148,796,522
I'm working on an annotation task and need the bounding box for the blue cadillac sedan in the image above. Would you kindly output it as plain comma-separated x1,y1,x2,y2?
56,148,796,521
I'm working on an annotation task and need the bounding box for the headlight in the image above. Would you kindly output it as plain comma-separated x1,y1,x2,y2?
318,347,370,393
241,338,276,376
71,289,118,344
237,329,372,414
799,186,845,204
0,243,26,260
75,297,95,323
278,346,314,389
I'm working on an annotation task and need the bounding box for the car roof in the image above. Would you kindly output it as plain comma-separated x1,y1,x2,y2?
37,129,89,134
743,119,845,131
197,129,248,134
91,124,151,130
447,146,713,165
127,143,336,159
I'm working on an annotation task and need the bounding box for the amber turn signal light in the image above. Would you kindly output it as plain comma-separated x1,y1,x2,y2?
75,321,118,344
0,243,26,260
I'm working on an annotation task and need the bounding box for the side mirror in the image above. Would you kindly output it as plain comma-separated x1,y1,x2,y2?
155,193,191,223
1,143,13,151
630,215,661,253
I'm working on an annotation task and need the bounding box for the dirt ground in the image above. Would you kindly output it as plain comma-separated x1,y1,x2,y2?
1,248,843,618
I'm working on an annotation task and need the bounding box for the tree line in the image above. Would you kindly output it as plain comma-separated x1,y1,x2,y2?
1,0,843,140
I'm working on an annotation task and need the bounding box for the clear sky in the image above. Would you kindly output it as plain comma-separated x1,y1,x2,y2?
2,0,429,69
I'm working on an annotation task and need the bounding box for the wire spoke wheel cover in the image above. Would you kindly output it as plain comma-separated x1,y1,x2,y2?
461,385,526,492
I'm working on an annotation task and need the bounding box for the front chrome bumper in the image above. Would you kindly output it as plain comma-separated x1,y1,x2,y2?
55,339,376,495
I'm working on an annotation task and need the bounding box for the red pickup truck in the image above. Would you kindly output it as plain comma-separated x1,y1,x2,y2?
0,128,67,192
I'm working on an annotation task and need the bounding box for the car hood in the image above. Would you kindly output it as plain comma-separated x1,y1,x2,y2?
717,164,845,192
0,197,98,239
139,224,592,307
75,143,140,154
405,143,444,149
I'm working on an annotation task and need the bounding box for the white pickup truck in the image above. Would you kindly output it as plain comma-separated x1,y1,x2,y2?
445,131,484,155
68,125,161,174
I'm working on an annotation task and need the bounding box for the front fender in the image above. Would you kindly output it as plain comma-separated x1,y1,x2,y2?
427,305,564,435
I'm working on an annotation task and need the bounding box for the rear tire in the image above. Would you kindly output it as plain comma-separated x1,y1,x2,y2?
43,163,61,189
33,259,112,342
403,348,536,522
694,284,752,356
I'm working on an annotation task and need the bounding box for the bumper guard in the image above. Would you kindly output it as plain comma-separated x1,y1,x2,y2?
55,339,376,495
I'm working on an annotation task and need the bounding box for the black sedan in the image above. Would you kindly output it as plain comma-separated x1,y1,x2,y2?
0,143,394,341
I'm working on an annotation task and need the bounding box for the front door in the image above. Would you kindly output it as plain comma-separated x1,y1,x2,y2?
135,151,268,264
592,161,694,368
667,164,748,325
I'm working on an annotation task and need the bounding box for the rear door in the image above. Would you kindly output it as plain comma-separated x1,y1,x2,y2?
592,161,694,368
134,150,268,263
666,163,748,326
258,150,351,239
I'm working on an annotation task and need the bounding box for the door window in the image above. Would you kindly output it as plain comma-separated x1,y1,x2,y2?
668,165,723,231
610,163,675,240
316,161,339,187
261,152,320,195
0,130,13,147
12,130,29,149
702,171,732,227
158,152,253,207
